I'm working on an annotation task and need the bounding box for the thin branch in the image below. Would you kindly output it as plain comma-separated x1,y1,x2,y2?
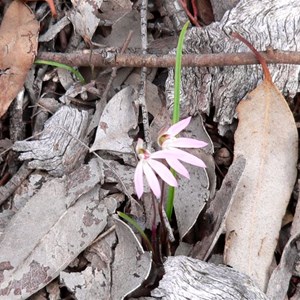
139,0,151,148
232,32,272,82
179,0,200,27
0,162,33,205
37,50,300,68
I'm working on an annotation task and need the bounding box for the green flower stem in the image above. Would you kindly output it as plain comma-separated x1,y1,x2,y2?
166,21,190,221
34,59,85,84
117,211,154,253
172,21,189,124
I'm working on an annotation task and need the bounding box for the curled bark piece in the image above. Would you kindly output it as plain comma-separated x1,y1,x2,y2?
13,106,89,176
150,256,269,299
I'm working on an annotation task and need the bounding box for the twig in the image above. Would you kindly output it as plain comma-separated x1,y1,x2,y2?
232,32,272,82
37,50,300,68
139,0,151,147
0,162,33,205
10,89,26,142
179,0,201,27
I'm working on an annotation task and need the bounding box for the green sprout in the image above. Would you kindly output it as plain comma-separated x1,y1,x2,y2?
117,211,153,253
165,21,190,220
35,59,85,84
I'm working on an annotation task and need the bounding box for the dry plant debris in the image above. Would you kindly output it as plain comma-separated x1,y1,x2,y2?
0,0,39,118
224,34,298,291
0,0,299,299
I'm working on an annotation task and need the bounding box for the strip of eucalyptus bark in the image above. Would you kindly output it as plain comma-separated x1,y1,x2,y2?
37,50,300,68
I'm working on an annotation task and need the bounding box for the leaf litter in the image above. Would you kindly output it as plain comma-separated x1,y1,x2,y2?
0,0,300,299
225,33,298,291
0,0,39,118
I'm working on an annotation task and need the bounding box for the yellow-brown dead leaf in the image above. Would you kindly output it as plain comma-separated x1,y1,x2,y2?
0,0,39,118
225,36,298,291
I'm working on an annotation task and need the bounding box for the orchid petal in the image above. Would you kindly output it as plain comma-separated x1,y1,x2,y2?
152,149,189,160
147,159,178,187
166,157,190,179
150,150,176,160
134,161,144,198
172,148,206,167
163,137,208,149
165,117,191,136
143,161,162,199
160,148,206,168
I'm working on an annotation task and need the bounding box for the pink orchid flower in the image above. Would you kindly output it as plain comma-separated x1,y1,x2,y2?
134,138,178,199
157,117,208,178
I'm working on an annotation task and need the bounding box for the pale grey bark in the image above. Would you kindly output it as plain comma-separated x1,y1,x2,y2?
166,0,300,134
132,256,269,299
210,0,240,21
13,106,89,176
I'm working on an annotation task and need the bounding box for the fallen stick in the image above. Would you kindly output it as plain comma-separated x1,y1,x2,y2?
37,50,300,68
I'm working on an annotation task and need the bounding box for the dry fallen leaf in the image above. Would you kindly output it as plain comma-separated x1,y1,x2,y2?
174,151,210,240
0,159,107,299
95,10,142,48
0,0,39,118
266,233,300,299
90,86,138,154
111,218,152,300
225,34,298,291
68,0,103,43
60,226,117,300
191,155,246,261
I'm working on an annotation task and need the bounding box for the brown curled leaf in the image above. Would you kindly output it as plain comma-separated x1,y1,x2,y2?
0,0,39,118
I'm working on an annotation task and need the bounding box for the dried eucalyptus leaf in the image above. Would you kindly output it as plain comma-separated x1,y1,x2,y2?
290,180,300,237
61,226,117,299
103,159,136,196
68,0,103,41
267,233,300,300
184,116,216,196
111,218,152,300
0,172,107,299
174,149,210,240
0,0,39,117
90,86,138,154
191,156,246,260
61,266,110,299
95,10,142,48
225,60,298,291
99,0,132,23
210,0,239,21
